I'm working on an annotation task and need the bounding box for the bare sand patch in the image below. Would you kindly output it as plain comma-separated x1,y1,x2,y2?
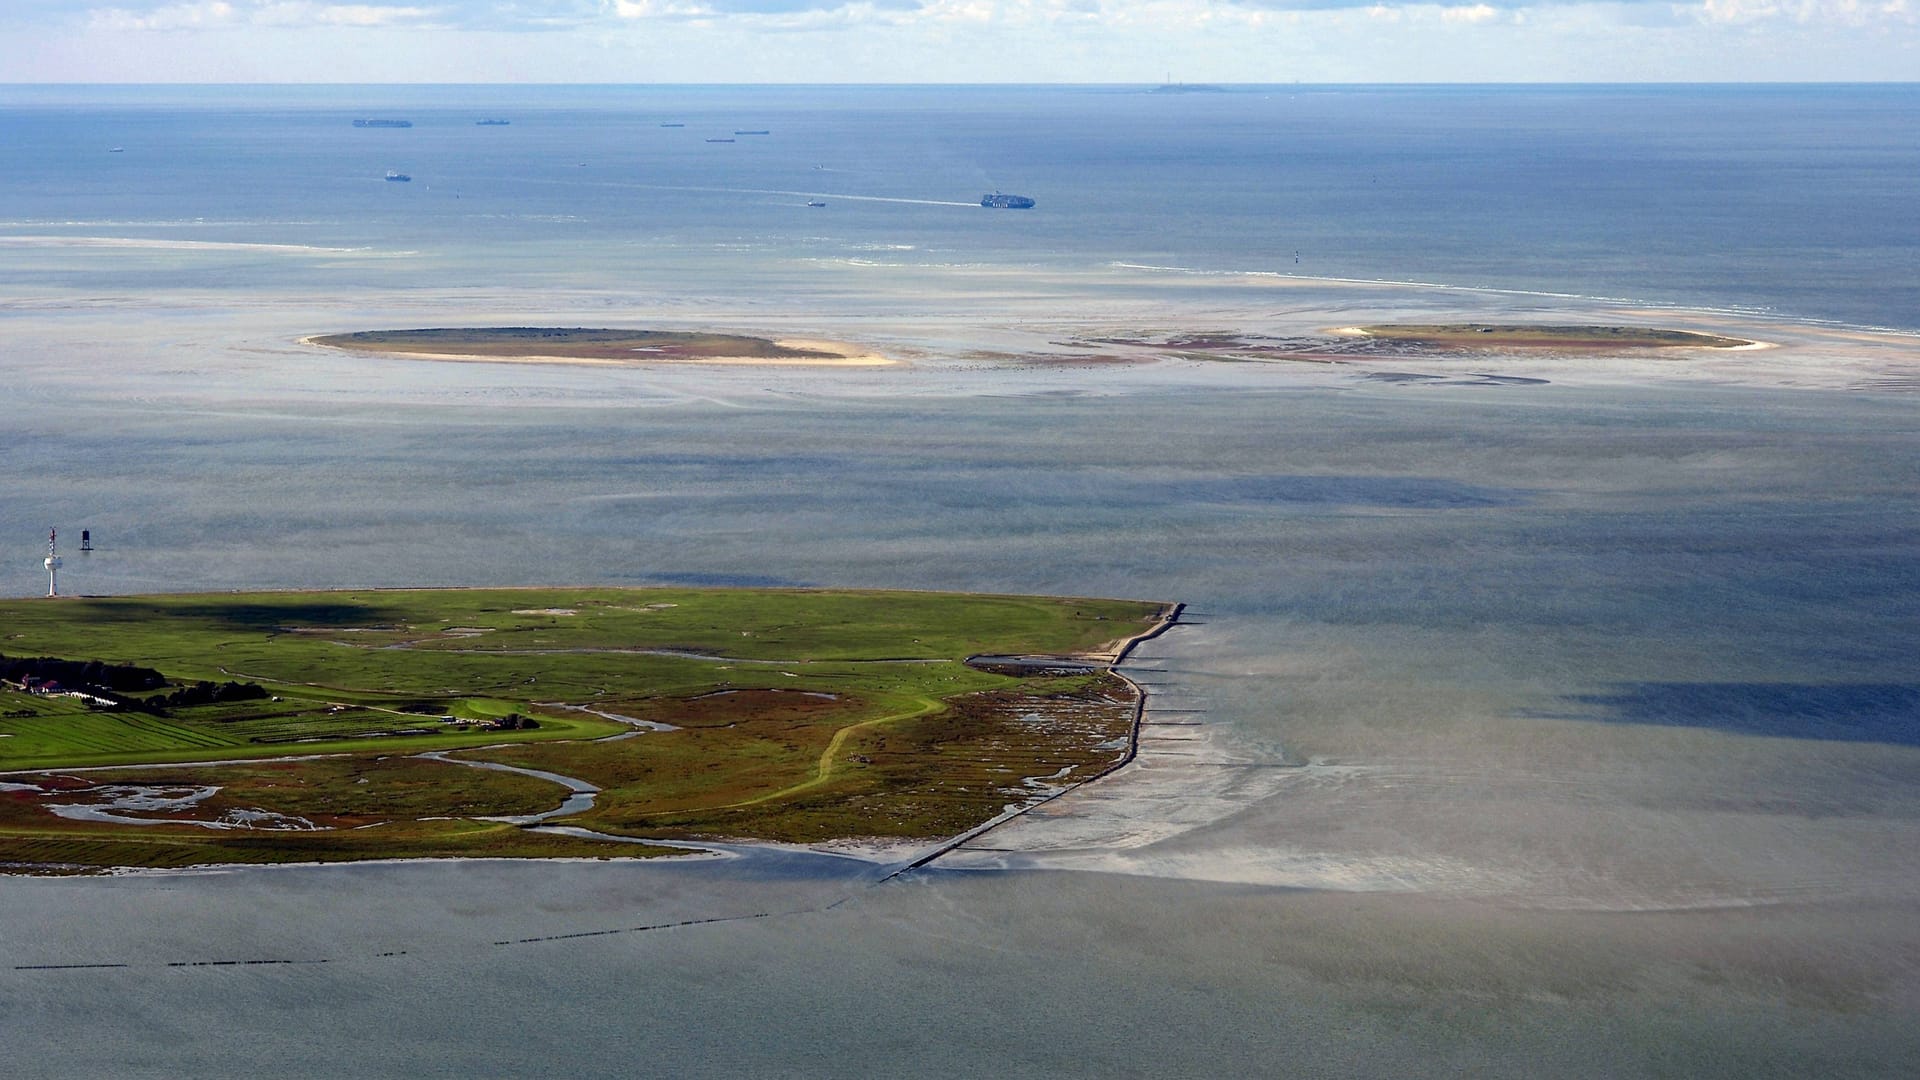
305,328,897,368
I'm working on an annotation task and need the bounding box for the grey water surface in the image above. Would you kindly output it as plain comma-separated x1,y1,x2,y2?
3,85,1918,1077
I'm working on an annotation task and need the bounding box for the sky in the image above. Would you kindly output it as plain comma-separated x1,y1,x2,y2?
0,0,1915,82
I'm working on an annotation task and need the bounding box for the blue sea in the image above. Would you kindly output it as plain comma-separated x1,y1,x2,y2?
3,85,1919,1078
3,83,1918,328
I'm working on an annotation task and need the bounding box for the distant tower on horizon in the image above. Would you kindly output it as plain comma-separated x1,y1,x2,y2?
45,528,62,597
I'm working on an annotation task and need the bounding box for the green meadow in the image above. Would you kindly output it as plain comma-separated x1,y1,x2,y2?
0,588,1165,871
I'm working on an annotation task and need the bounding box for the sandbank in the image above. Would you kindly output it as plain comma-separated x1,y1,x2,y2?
306,327,897,367
1333,323,1758,349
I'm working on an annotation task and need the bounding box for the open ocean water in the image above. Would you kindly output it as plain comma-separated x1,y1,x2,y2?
1,85,1918,1077
3,84,1918,326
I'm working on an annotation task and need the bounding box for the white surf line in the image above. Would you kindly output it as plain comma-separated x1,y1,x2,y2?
0,235,393,256
0,218,330,228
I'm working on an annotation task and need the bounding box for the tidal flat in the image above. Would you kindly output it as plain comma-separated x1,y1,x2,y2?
5,77,1920,1070
3,279,1916,1075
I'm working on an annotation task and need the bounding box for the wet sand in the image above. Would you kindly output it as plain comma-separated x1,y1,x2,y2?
305,329,898,368
4,273,1919,1076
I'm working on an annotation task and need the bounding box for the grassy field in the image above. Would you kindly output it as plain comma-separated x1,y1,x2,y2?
0,588,1166,871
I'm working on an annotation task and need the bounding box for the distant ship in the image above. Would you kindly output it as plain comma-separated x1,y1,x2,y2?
385,170,411,182
475,119,511,126
706,138,735,143
981,192,1035,209
660,122,685,128
354,119,413,128
806,200,826,207
734,130,771,136
108,147,124,153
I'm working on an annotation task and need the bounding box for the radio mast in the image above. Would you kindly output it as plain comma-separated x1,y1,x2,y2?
45,528,62,597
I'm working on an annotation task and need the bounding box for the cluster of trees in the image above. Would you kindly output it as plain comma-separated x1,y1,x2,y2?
0,654,165,692
143,680,268,713
0,654,274,717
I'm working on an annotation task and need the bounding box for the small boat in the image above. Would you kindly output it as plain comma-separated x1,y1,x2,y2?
354,118,412,128
108,147,124,153
981,192,1035,209
806,200,826,207
706,138,735,143
385,170,411,182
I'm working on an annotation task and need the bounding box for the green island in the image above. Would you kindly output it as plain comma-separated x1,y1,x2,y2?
307,327,889,365
1344,324,1755,349
0,588,1171,874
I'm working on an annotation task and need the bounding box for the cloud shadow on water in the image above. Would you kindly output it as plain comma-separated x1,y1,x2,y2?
1541,682,1920,747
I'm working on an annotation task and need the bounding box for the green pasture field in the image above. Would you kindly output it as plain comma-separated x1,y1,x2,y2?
0,587,1166,871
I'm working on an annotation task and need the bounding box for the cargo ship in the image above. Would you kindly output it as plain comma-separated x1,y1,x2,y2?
354,118,412,128
981,192,1035,209
385,170,411,182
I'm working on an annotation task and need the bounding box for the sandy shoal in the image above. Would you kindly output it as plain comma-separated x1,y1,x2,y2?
303,335,898,368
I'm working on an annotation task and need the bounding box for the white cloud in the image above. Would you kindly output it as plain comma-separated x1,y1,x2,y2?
608,0,713,17
1692,0,1913,20
88,0,438,30
34,0,1920,81
89,0,234,28
104,0,1916,38
1440,1,1499,18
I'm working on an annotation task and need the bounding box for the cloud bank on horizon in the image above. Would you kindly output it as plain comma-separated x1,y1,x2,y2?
5,0,1916,80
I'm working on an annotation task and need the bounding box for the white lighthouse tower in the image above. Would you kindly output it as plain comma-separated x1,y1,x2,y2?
44,528,62,597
